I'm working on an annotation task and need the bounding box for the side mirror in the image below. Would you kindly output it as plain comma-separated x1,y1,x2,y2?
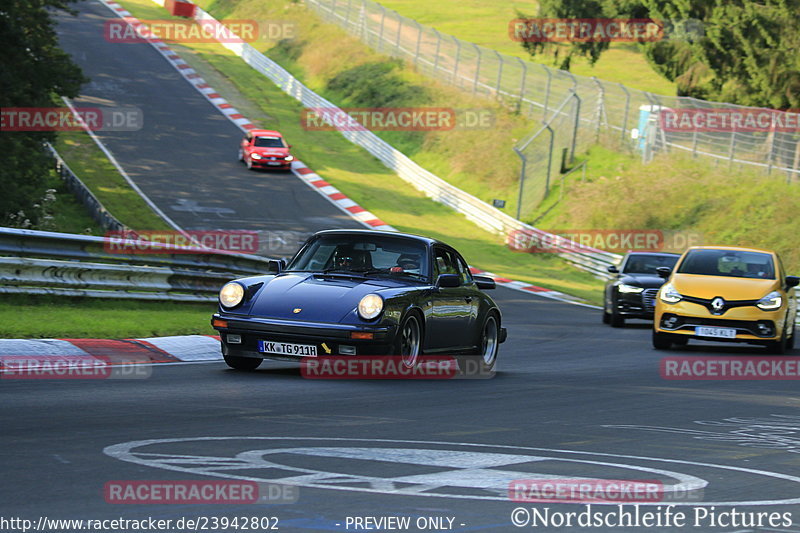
268,259,286,273
436,273,460,288
656,266,672,279
474,275,496,290
786,275,800,288
607,265,619,274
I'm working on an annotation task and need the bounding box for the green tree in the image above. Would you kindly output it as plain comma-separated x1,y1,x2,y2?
0,0,86,220
519,0,800,109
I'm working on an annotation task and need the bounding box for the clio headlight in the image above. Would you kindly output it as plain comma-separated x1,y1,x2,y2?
219,282,245,308
659,283,682,304
357,294,383,320
756,291,782,310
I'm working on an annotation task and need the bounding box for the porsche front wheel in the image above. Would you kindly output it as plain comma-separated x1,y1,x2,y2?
396,314,422,368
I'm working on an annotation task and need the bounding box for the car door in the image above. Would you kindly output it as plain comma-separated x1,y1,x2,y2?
426,247,473,351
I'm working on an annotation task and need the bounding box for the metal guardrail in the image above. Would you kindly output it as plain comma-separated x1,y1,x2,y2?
0,257,227,302
0,228,273,301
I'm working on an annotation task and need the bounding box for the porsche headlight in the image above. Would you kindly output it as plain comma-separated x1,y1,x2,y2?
219,282,245,308
357,294,383,320
251,153,263,160
756,290,783,310
659,283,682,304
618,283,644,294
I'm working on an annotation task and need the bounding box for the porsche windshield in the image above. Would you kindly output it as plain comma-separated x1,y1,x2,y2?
286,235,430,279
677,249,776,279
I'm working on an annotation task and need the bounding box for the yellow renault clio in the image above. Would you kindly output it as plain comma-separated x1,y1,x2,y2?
653,246,798,353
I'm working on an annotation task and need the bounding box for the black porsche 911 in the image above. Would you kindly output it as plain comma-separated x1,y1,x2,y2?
603,251,680,327
211,230,506,373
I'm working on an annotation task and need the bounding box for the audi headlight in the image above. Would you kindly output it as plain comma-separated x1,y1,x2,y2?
357,294,383,320
219,282,245,308
659,283,682,304
618,283,644,294
251,153,263,160
756,290,783,310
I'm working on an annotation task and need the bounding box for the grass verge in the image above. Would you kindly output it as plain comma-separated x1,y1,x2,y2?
54,130,172,231
0,294,216,338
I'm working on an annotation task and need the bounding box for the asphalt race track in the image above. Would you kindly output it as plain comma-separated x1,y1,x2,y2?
53,0,361,235
1,2,798,532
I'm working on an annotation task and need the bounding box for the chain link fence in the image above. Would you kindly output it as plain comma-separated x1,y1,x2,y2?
305,0,800,221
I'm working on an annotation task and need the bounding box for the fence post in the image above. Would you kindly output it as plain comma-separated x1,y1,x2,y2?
516,57,527,112
494,51,504,98
541,64,552,119
377,6,386,52
765,129,775,175
544,126,555,197
569,91,580,164
413,21,423,68
728,131,736,168
472,44,481,93
513,147,526,220
432,29,442,74
394,13,403,56
359,0,367,42
344,0,352,27
591,76,604,142
618,83,630,144
452,36,462,86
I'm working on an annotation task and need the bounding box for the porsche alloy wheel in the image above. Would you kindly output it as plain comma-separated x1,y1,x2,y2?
398,314,421,368
478,314,499,368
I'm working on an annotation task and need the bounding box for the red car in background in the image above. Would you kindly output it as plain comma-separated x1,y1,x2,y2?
238,129,294,171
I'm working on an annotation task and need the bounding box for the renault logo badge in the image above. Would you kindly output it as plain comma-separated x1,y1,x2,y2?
293,308,302,314
711,297,725,312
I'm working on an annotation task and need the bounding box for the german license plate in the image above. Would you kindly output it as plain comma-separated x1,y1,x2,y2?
259,340,317,356
695,326,737,339
267,161,281,165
